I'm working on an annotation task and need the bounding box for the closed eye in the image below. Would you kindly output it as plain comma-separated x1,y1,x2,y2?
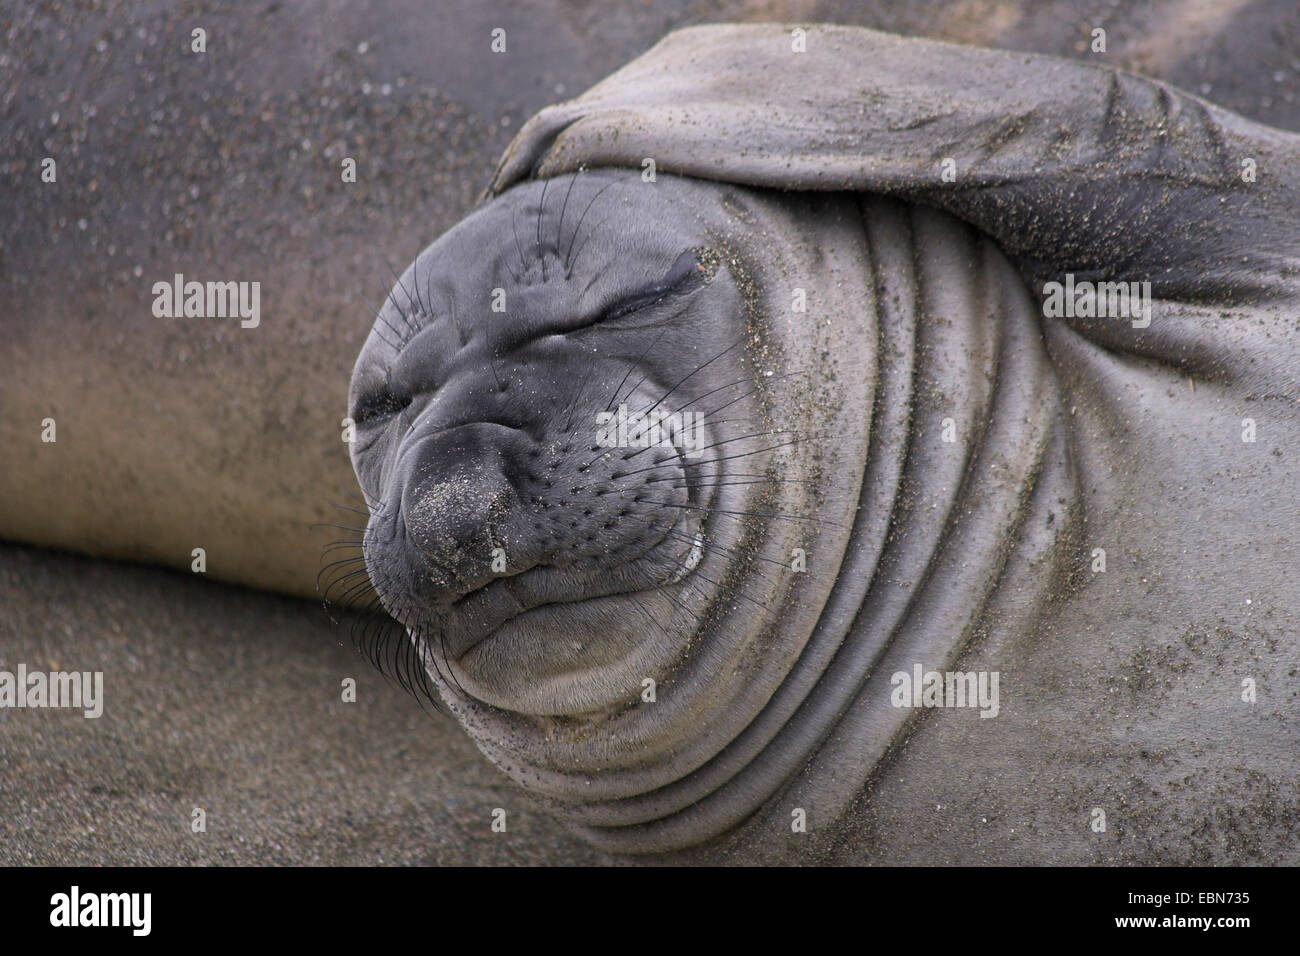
353,388,413,426
602,249,709,322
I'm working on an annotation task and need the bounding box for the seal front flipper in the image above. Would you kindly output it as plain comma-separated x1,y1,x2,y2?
491,24,1300,370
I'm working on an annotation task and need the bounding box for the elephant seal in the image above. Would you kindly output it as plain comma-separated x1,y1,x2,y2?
352,24,1300,855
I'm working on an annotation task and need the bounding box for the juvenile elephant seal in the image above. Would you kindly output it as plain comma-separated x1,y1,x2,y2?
349,25,1300,854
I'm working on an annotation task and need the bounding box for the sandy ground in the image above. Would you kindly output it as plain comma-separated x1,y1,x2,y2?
0,542,619,865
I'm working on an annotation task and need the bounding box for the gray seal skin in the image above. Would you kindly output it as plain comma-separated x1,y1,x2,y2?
352,24,1300,856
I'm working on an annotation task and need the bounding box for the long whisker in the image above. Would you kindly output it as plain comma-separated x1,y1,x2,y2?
564,180,619,271
554,169,582,257
536,176,550,282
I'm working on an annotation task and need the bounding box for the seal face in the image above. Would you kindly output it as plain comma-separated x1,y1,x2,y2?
350,171,763,717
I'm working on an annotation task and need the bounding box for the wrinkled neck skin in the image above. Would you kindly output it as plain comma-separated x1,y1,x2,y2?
354,171,1073,855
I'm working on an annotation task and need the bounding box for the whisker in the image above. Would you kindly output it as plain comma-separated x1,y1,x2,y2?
640,340,744,419
564,180,619,272
536,176,550,282
554,169,582,258
637,498,839,527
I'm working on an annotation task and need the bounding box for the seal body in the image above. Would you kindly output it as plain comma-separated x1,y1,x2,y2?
350,25,1300,856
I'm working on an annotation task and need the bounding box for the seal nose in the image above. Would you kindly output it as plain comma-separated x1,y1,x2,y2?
398,427,516,602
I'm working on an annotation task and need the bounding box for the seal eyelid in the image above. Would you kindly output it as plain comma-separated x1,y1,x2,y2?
353,387,413,426
601,249,708,322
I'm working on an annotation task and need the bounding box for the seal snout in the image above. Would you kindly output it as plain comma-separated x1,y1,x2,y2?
395,427,521,605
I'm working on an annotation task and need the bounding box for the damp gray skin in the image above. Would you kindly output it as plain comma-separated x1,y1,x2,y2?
351,25,1300,855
